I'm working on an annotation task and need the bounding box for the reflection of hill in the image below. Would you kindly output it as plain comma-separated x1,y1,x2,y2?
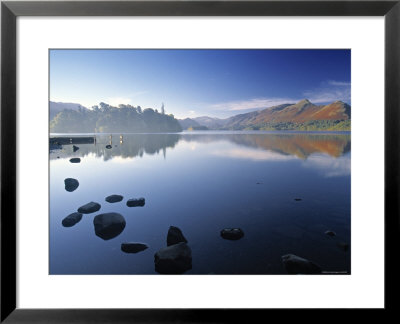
49,134,180,161
50,132,350,161
181,133,350,159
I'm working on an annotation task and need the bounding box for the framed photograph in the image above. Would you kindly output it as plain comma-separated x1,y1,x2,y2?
1,0,399,321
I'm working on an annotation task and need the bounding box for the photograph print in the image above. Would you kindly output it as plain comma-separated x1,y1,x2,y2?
49,49,351,275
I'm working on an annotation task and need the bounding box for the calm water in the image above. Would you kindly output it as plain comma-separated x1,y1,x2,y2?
49,131,351,274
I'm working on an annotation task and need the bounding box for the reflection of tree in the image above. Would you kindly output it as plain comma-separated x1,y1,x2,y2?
50,134,180,161
50,133,350,161
181,133,350,159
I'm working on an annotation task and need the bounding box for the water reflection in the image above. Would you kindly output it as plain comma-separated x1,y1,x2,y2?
50,131,351,275
50,132,350,161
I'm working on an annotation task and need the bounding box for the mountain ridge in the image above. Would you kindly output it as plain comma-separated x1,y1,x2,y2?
179,99,350,131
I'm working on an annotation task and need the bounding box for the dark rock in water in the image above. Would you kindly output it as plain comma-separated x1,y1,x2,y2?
64,178,79,192
73,145,79,152
106,145,112,149
105,194,123,203
121,242,148,253
154,242,192,274
126,198,145,207
69,158,81,163
93,212,126,240
281,254,322,274
325,230,336,237
78,201,101,214
294,198,302,201
337,242,349,252
62,212,82,227
167,226,188,246
57,156,60,159
220,228,244,240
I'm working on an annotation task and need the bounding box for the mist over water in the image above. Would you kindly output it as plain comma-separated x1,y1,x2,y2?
50,131,350,274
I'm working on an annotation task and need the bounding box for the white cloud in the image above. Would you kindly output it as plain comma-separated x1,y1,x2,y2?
303,80,351,104
328,80,351,86
210,97,297,112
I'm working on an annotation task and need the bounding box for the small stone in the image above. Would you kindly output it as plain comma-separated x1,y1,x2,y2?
220,228,244,240
106,145,112,149
337,242,349,252
121,243,148,253
62,212,82,227
105,194,124,203
78,201,101,214
154,242,192,274
167,226,188,246
64,178,79,192
73,145,79,152
126,198,145,207
93,212,126,240
281,254,322,274
69,158,81,163
325,230,336,237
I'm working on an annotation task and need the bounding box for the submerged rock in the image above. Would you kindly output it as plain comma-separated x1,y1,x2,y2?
69,158,81,163
121,242,148,253
64,178,79,192
167,226,188,246
106,145,112,149
325,230,336,237
62,212,82,227
294,198,302,201
281,254,322,274
154,242,192,274
93,212,126,240
126,198,145,207
73,145,79,152
105,194,123,203
337,242,349,252
220,228,244,240
78,201,101,214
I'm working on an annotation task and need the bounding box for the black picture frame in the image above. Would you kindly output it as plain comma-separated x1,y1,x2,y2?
1,0,399,322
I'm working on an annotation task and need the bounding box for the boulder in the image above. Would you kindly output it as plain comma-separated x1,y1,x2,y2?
62,212,82,227
220,228,244,240
281,254,322,274
126,198,145,207
154,242,192,274
69,158,81,163
106,145,112,149
64,178,79,192
167,226,188,246
73,145,79,152
325,230,336,237
78,201,101,214
121,243,148,253
93,212,126,240
105,194,123,203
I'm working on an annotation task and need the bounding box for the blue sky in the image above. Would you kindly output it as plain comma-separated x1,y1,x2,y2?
50,49,350,119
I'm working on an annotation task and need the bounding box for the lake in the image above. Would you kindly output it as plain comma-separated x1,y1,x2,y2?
49,131,351,275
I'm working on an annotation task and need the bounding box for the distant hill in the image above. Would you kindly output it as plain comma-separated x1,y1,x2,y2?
179,100,351,131
50,102,182,133
179,118,201,129
50,101,88,120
